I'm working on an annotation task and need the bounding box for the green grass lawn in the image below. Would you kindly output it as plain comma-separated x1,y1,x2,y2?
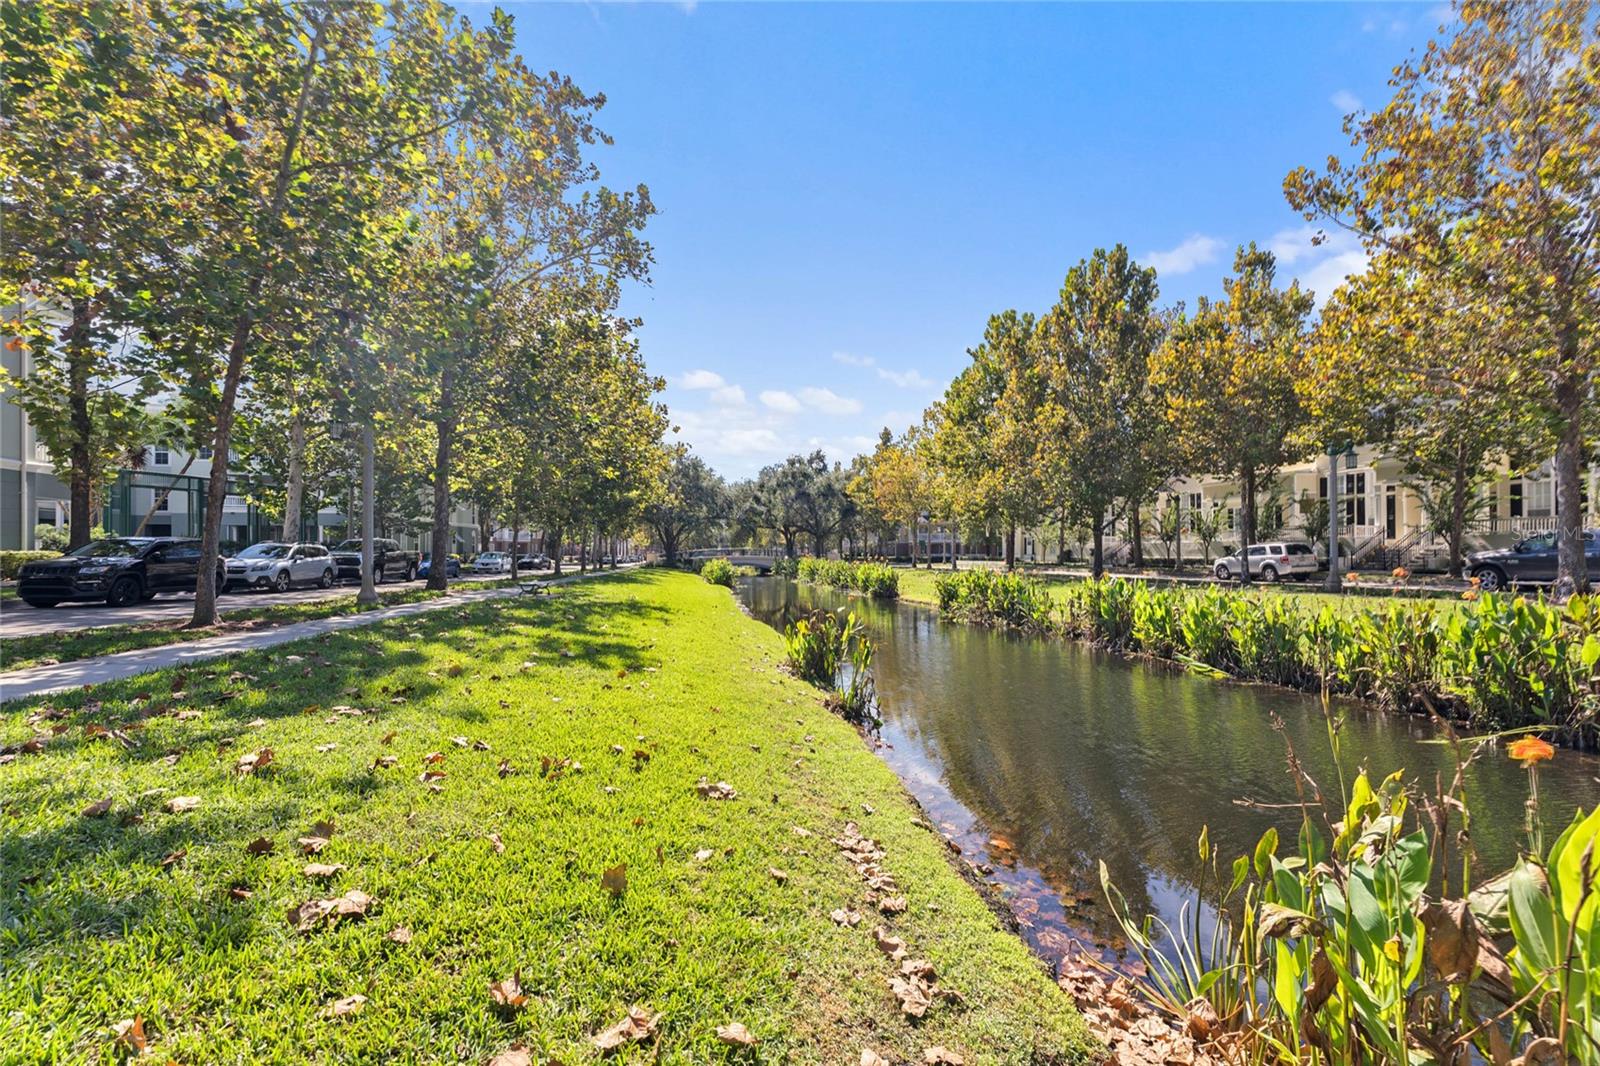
0,569,1097,1064
893,565,1466,618
0,580,521,674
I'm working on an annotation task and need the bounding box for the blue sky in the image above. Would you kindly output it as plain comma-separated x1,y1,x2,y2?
503,1,1445,479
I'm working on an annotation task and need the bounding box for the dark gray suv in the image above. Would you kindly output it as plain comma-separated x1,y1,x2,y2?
1467,529,1600,591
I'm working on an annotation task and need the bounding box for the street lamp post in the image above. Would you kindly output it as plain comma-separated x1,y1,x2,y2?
1324,443,1355,592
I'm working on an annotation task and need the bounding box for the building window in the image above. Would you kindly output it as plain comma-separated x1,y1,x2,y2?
154,493,169,512
1509,480,1524,518
153,447,170,467
198,446,213,459
36,504,62,527
1318,476,1328,499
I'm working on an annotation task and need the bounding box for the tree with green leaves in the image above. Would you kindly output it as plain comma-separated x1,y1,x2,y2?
1029,245,1169,577
1286,0,1599,590
853,430,935,567
642,448,728,566
1151,245,1314,584
0,0,225,546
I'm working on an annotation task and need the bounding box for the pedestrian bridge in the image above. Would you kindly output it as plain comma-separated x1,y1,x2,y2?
683,547,785,572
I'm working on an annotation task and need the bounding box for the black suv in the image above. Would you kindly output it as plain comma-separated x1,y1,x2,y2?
330,538,419,584
16,537,226,608
1467,529,1600,591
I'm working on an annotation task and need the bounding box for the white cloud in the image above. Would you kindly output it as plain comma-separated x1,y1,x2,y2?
1268,225,1369,305
798,386,863,415
680,368,726,390
876,367,934,390
760,389,803,413
1145,234,1223,276
832,351,875,367
1330,89,1362,114
710,384,746,406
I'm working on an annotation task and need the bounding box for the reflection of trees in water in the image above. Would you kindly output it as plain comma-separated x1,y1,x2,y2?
745,578,1594,935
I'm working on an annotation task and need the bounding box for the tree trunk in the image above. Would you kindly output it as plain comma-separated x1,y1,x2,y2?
134,454,197,535
283,411,306,542
428,365,456,591
1004,523,1015,571
1554,377,1589,595
661,525,679,566
65,297,96,549
1057,510,1067,565
1091,512,1105,579
1325,451,1342,592
1239,467,1256,587
189,14,326,627
550,528,562,577
1447,444,1469,579
1130,500,1144,568
357,422,378,605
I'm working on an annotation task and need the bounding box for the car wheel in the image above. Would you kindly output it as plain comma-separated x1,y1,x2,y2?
21,597,59,608
406,563,417,582
1261,564,1279,583
319,568,334,589
1214,564,1231,581
106,575,142,607
274,570,292,594
1473,565,1506,593
373,564,384,586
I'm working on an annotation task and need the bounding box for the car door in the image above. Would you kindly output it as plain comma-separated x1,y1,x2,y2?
160,542,203,592
289,547,314,584
1246,545,1267,575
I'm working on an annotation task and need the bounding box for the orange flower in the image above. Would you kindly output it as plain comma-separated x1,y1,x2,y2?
1392,567,1410,580
1461,589,1479,601
1508,736,1555,766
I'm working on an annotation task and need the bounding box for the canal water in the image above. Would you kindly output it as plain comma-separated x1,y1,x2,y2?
740,576,1600,969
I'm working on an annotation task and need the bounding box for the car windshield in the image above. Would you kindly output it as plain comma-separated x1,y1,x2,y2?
333,540,363,552
68,539,149,559
238,544,291,559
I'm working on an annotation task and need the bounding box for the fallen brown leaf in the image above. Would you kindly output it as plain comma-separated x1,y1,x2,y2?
601,863,627,899
323,994,366,1018
696,778,737,800
593,1006,659,1054
386,925,413,944
488,1046,534,1066
490,972,528,1011
111,1016,147,1052
236,748,274,776
246,836,275,856
165,795,201,814
716,1022,758,1047
769,868,788,884
82,797,113,818
372,755,398,769
160,849,186,869
879,896,908,915
873,927,906,960
924,1048,964,1065
299,836,330,854
316,743,339,753
860,1051,891,1066
830,908,862,927
288,889,372,933
304,862,346,879
488,833,505,854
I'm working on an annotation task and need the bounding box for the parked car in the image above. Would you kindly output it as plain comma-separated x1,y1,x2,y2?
224,542,336,593
1467,529,1600,591
515,554,548,571
472,551,512,574
330,538,420,584
17,536,225,608
419,554,461,579
1213,541,1319,582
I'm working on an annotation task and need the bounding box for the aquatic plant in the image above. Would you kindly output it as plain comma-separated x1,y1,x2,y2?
795,557,899,598
782,609,878,725
1100,707,1600,1065
933,569,1055,631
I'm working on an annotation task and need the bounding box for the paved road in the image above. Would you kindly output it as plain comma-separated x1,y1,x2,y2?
0,571,522,638
0,567,633,703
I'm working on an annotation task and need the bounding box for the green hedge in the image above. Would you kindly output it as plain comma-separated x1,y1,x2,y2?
699,558,736,587
1,550,61,579
796,557,899,598
1046,579,1599,741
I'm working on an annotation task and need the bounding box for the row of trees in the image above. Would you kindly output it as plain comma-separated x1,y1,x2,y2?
2,0,668,624
854,0,1597,591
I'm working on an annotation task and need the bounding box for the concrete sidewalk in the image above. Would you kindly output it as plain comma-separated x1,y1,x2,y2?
0,568,630,704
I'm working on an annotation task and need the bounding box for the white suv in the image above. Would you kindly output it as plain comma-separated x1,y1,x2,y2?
1214,542,1318,583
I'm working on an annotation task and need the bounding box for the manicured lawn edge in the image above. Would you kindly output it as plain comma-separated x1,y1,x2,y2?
0,579,522,674
0,569,1099,1064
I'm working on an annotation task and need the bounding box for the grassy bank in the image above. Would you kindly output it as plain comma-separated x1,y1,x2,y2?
0,580,519,673
1,569,1096,1064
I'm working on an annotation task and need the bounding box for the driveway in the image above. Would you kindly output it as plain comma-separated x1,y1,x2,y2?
0,572,520,639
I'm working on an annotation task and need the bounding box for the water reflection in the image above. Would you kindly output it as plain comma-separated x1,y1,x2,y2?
741,577,1600,966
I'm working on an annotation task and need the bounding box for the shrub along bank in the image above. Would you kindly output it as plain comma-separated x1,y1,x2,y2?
796,558,899,598
934,570,1600,745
